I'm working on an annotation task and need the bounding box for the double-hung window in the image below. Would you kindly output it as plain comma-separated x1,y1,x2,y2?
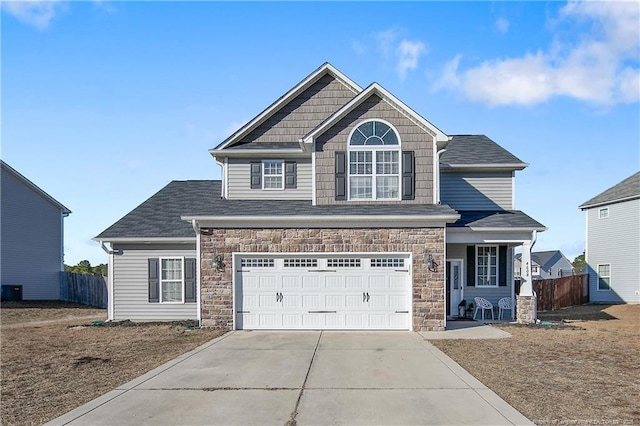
597,264,611,291
262,160,284,190
348,120,400,200
476,246,498,287
161,258,184,303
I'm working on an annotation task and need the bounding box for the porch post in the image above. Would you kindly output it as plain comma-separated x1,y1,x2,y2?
516,240,537,324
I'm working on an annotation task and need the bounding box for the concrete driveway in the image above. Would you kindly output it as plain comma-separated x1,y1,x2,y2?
48,331,532,426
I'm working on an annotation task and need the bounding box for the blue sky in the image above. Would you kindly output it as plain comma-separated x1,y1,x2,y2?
2,1,638,266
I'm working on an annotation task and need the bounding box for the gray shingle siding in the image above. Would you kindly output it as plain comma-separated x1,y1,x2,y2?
233,74,357,146
585,198,640,303
1,164,67,299
315,94,434,205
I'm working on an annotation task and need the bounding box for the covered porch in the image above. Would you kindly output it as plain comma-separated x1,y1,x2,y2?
444,211,547,326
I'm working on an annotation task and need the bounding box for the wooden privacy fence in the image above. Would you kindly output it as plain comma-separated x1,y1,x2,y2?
534,274,589,311
60,272,108,308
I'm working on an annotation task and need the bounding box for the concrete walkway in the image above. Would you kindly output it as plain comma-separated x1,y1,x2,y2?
48,331,531,426
420,321,513,340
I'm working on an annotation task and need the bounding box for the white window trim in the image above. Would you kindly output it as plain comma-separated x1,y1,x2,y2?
159,257,185,304
597,263,611,291
262,159,285,191
598,207,609,219
347,119,401,201
475,245,499,288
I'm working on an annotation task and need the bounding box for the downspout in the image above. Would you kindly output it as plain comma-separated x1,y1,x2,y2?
435,148,447,204
191,220,202,326
98,241,116,321
214,157,226,199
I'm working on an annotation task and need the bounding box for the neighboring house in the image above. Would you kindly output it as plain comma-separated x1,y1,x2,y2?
1,160,71,300
95,63,545,330
514,250,574,280
579,172,640,303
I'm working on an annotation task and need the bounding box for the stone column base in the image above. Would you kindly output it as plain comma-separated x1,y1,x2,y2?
516,295,537,324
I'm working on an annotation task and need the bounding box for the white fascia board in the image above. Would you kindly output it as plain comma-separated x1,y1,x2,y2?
182,214,458,229
302,83,449,146
579,195,640,210
446,228,535,244
214,63,362,151
440,163,529,171
93,237,196,244
210,149,310,159
468,226,547,232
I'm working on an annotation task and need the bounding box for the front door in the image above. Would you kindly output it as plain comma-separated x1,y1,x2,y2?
446,260,463,317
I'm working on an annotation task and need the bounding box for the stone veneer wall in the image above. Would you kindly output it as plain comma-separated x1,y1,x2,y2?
200,227,445,331
516,295,537,324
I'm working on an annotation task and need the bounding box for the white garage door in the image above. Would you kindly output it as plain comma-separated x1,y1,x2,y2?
234,254,411,330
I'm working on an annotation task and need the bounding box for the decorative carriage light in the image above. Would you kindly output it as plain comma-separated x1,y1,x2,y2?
426,254,438,272
215,255,225,272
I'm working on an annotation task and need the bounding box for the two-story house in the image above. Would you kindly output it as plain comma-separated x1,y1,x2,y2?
580,172,639,303
514,250,574,280
95,63,545,330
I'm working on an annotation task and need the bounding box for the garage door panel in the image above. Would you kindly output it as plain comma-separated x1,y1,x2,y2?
258,313,279,328
345,294,363,308
345,313,364,328
302,276,322,289
368,276,387,289
324,294,344,309
325,276,344,289
302,313,322,328
282,294,302,309
302,294,320,308
345,276,363,289
389,295,408,310
282,314,302,328
282,276,302,290
325,314,344,328
259,276,279,290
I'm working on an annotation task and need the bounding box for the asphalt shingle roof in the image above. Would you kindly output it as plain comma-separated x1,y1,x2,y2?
96,180,457,239
579,171,640,209
514,250,565,269
97,182,546,240
449,210,546,230
440,135,526,167
226,142,302,150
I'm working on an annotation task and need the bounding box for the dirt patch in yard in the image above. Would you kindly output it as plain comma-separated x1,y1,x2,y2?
1,302,225,426
431,304,640,424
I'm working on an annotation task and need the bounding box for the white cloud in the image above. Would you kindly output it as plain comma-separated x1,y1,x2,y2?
495,17,510,34
396,40,428,80
351,40,367,56
375,28,399,57
435,1,640,106
1,0,67,30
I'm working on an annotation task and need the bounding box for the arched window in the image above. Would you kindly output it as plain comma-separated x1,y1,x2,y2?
348,120,401,200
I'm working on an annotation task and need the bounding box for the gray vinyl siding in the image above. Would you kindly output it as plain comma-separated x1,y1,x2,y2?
586,199,640,303
0,166,65,300
447,244,513,307
440,171,513,210
315,94,434,205
112,243,198,320
236,74,357,145
227,158,312,200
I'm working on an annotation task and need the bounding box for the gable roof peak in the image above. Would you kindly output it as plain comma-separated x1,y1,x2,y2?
211,63,362,152
579,171,640,209
302,81,449,145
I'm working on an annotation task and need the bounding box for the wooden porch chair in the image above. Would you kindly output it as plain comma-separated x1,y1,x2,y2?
473,297,494,320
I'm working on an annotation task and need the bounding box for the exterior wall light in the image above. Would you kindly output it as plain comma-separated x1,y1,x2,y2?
426,254,438,272
215,255,225,272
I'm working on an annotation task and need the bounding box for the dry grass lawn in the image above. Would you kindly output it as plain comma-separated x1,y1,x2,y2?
1,301,225,426
431,304,640,425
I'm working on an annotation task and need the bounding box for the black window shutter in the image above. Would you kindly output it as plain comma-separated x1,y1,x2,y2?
285,161,297,189
184,258,197,302
466,246,475,287
148,258,159,303
335,151,347,200
402,151,415,200
250,162,262,189
499,245,507,287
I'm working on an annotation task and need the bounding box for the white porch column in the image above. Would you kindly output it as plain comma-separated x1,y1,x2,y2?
519,240,533,296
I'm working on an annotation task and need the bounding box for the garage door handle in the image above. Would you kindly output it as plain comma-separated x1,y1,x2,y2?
276,292,283,302
366,292,370,302
363,292,366,302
